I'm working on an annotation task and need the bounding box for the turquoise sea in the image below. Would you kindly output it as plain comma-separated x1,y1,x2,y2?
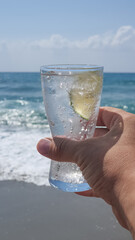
0,72,135,185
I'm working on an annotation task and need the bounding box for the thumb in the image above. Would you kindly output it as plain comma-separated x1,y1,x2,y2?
37,136,82,164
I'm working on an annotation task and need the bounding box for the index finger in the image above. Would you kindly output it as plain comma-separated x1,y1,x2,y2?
96,106,129,130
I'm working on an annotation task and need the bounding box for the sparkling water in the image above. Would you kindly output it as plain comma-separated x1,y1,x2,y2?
41,65,103,192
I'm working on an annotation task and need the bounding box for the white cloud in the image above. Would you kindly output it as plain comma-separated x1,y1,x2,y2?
28,25,135,49
0,25,135,51
0,25,135,72
111,25,135,46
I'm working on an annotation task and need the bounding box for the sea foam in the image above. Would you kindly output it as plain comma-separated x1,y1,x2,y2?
0,128,51,186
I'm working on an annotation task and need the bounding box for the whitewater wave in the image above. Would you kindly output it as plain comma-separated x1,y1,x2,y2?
0,99,48,128
0,128,51,186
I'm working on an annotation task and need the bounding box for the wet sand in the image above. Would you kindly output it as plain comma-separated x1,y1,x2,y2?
0,181,131,240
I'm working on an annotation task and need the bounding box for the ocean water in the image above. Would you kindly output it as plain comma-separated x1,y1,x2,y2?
0,72,135,186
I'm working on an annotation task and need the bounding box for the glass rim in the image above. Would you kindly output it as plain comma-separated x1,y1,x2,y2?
40,64,104,71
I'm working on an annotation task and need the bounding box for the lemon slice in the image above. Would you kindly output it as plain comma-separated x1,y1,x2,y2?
69,71,102,120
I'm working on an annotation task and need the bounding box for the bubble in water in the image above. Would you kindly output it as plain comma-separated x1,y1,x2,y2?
69,119,73,123
80,136,84,140
50,120,55,127
70,126,73,134
60,83,63,88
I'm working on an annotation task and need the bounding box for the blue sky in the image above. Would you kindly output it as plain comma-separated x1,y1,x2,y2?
0,0,135,72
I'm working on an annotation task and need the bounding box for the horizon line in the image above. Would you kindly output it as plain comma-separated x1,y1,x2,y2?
0,71,135,74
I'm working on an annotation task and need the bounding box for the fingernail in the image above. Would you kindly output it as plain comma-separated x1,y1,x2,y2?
37,139,51,155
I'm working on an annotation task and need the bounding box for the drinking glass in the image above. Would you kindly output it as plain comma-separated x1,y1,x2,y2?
40,64,103,192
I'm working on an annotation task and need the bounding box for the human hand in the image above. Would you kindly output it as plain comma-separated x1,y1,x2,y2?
37,107,135,235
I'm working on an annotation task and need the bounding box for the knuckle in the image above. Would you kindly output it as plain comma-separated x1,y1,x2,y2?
53,137,67,161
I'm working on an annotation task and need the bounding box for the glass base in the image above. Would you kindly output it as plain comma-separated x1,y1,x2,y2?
49,178,90,192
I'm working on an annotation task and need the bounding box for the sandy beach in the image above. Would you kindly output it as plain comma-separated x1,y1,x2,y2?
0,181,131,240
